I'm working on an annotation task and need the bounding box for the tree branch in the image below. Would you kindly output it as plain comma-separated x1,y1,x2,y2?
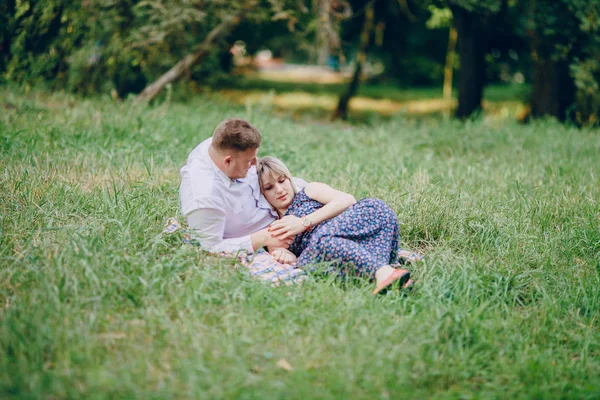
134,14,241,104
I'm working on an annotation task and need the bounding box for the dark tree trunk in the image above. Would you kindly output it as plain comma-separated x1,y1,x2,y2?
135,15,241,104
332,3,373,121
530,59,575,121
0,0,15,73
523,0,580,123
451,5,486,119
333,57,363,121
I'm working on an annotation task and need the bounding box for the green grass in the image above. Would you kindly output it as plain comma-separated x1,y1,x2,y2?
1,87,600,399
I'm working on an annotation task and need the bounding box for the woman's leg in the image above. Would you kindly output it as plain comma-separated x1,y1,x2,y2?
299,235,409,285
357,199,401,265
299,235,380,277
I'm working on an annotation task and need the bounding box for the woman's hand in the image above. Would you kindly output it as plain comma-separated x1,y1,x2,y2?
268,215,305,240
270,248,298,264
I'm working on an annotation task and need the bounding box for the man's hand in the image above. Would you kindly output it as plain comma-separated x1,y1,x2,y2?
268,215,305,240
270,248,298,264
251,227,293,251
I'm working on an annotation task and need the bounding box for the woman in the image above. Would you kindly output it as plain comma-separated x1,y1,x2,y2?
257,156,414,294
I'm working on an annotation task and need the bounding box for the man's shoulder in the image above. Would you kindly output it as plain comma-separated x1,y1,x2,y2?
180,137,223,197
181,137,214,178
186,137,212,161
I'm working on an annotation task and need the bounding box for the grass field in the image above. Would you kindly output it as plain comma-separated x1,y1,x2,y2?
1,87,600,399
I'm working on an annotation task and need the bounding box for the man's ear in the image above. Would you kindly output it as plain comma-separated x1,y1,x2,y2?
223,155,233,166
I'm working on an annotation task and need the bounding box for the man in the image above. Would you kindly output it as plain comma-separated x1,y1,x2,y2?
179,118,304,254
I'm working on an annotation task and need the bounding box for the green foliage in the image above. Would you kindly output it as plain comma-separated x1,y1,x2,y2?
525,0,600,125
424,0,503,16
5,1,85,86
568,0,600,125
450,0,503,13
1,0,307,96
67,1,146,96
338,0,450,86
1,88,600,397
0,0,16,77
425,5,452,29
571,59,600,126
3,0,144,94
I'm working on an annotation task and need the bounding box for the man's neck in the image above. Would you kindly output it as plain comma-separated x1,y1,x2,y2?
207,146,226,174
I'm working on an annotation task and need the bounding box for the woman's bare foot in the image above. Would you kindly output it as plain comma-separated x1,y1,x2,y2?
372,267,411,295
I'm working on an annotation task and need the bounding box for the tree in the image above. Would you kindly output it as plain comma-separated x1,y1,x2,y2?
332,0,439,121
332,2,372,121
0,0,16,78
133,0,332,103
524,0,600,125
315,0,350,66
426,5,457,118
134,13,244,103
2,1,145,95
525,0,577,121
1,0,321,99
3,1,84,87
446,0,503,118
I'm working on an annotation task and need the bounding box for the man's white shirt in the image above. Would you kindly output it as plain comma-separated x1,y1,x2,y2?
179,137,305,253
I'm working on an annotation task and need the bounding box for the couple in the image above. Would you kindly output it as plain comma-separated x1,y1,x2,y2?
179,118,414,294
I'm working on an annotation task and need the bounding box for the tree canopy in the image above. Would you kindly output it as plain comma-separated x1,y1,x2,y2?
1,0,598,125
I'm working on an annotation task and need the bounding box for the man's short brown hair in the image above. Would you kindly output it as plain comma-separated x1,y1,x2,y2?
212,118,262,152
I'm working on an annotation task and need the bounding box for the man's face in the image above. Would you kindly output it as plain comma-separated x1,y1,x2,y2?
225,148,258,179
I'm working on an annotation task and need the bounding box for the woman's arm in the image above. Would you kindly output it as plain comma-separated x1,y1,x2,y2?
269,182,356,240
303,182,357,226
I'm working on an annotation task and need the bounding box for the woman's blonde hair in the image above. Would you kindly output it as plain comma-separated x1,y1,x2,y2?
256,156,296,195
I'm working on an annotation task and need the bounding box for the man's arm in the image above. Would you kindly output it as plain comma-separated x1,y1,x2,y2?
186,209,290,253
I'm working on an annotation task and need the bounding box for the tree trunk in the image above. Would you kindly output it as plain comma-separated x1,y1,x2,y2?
451,6,486,119
522,0,578,123
531,60,575,121
332,4,373,121
135,15,241,104
317,0,332,66
443,26,458,119
0,0,15,73
332,54,363,121
530,58,574,121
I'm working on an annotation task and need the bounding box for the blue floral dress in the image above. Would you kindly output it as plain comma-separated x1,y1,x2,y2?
284,189,400,278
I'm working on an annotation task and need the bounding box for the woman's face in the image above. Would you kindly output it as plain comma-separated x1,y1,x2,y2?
261,173,294,211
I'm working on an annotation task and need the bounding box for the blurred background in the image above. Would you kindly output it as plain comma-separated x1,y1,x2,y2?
0,0,598,125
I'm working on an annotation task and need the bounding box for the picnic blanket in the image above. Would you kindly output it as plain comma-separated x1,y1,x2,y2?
162,218,307,286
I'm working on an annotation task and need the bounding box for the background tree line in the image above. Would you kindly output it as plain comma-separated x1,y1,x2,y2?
1,0,598,125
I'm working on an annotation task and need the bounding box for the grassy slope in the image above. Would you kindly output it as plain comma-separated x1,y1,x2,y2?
1,88,599,399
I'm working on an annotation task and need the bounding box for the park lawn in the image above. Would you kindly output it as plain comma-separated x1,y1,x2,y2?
1,87,599,399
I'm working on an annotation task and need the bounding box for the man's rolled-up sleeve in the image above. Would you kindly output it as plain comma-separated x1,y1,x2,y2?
185,206,254,254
